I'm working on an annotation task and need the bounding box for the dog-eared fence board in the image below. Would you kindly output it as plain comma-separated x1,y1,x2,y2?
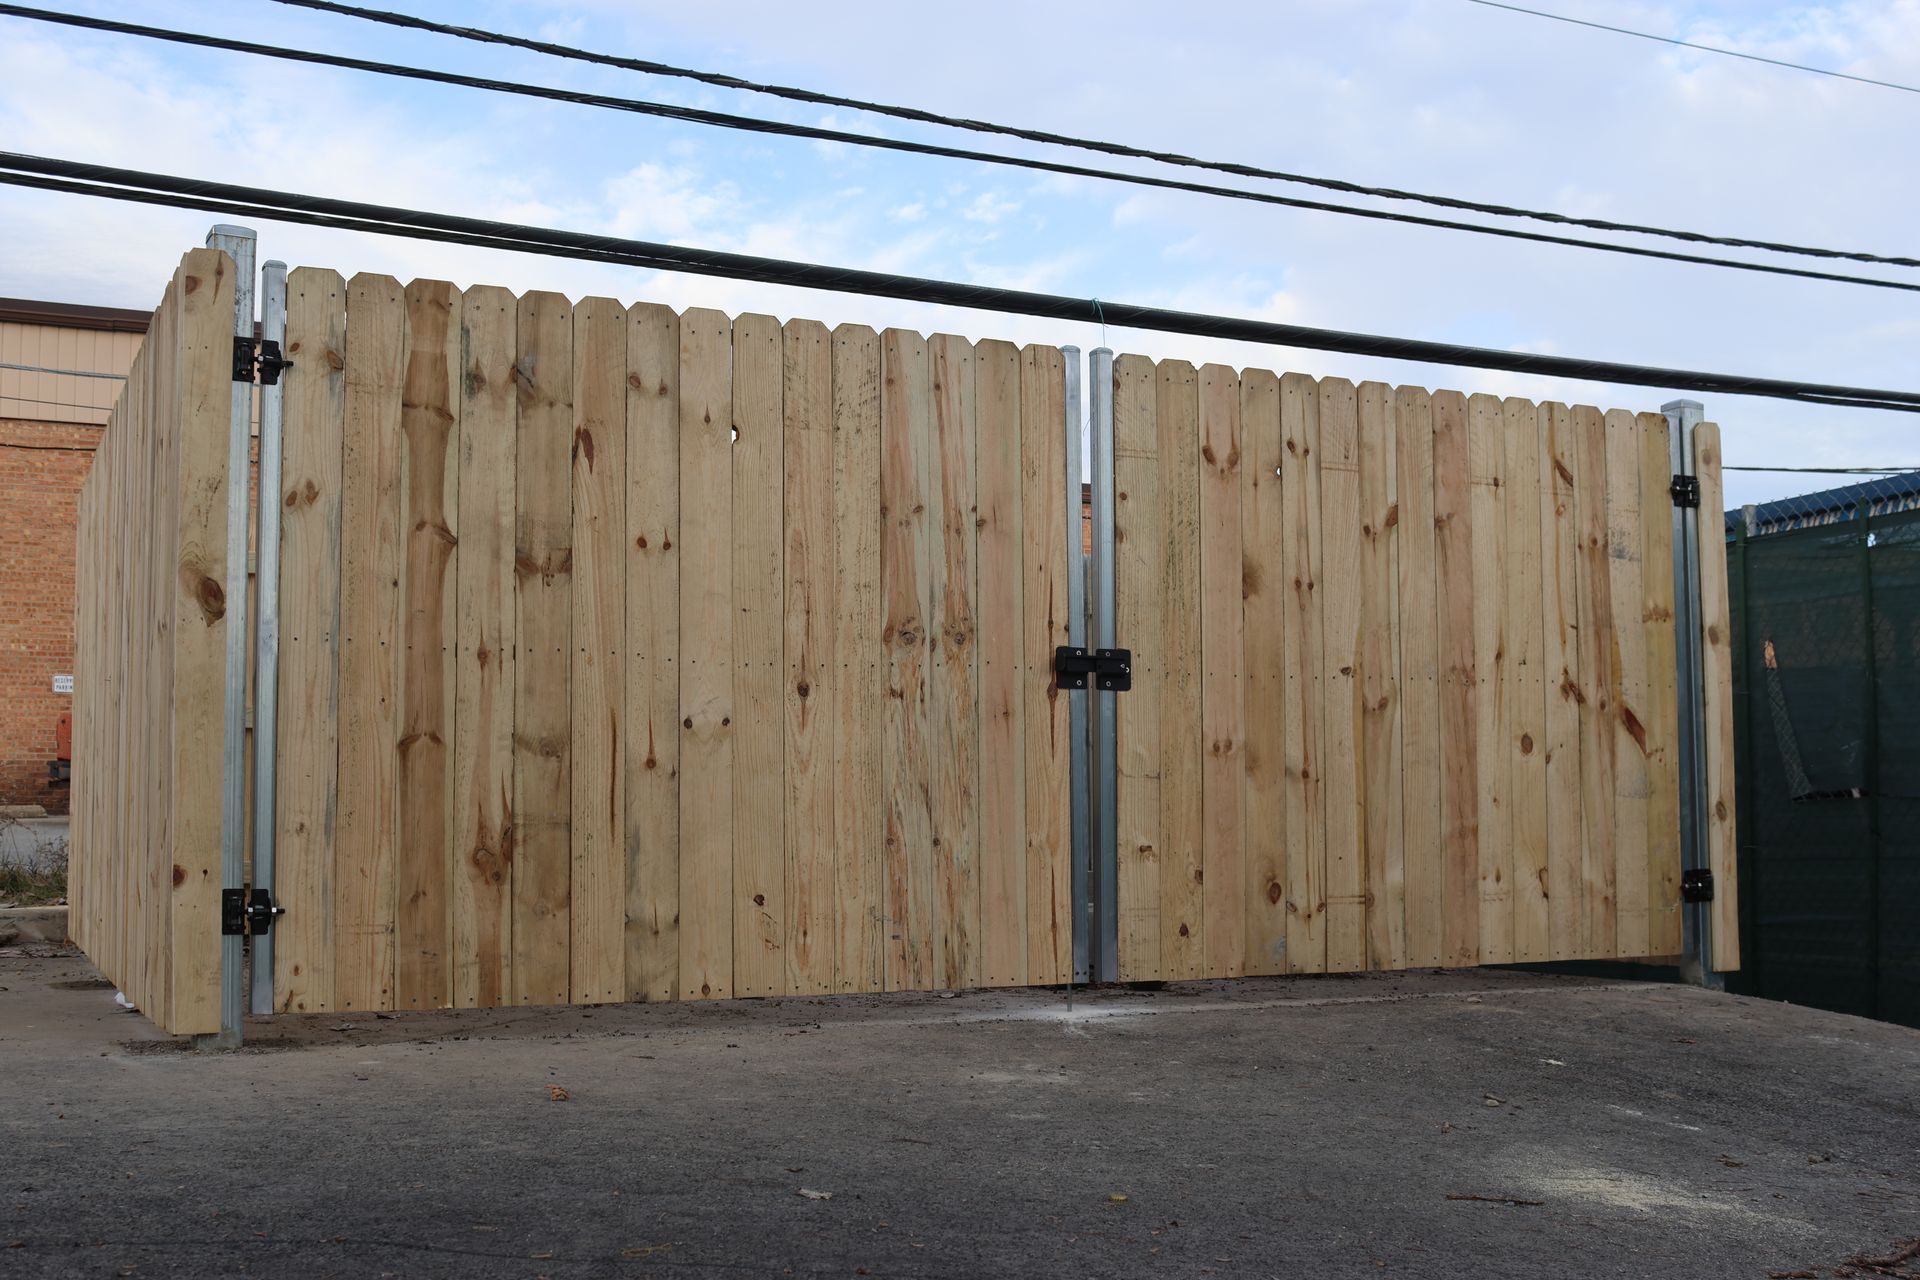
625,302,681,1003
1110,355,1699,977
974,340,1025,987
453,284,516,1009
1639,412,1683,958
70,247,233,1036
336,273,406,1011
265,279,1074,1011
1693,422,1740,972
1018,344,1074,987
570,296,628,1005
832,325,886,993
782,318,835,997
276,267,348,1013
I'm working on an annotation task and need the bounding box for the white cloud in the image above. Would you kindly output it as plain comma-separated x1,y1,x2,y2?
603,164,741,241
961,191,1020,224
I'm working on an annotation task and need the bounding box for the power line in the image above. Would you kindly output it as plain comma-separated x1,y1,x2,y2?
5,152,1919,416
275,0,1920,270
1,392,112,412
0,437,98,453
1464,0,1920,97
4,6,1918,295
1725,465,1920,474
0,360,125,379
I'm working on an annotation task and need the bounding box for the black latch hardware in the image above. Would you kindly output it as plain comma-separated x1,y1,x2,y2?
232,336,293,385
1670,474,1701,508
1055,646,1133,692
256,339,292,386
222,888,285,936
1681,868,1714,904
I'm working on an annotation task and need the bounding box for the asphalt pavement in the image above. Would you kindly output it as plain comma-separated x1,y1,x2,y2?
3,948,1916,1278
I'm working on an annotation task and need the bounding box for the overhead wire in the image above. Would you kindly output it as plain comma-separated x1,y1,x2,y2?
4,152,1919,415
0,360,126,379
270,0,1920,269
1463,0,1920,97
1,393,113,412
1724,466,1920,474
4,4,1919,295
0,438,99,453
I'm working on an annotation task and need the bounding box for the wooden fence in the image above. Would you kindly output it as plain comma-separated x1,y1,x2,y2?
70,254,1740,1032
270,272,1076,1012
69,248,233,1036
1110,360,1737,979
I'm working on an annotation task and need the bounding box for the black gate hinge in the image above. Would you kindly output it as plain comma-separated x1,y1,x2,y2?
232,336,293,386
222,888,285,936
1681,868,1714,904
1670,474,1701,508
1055,646,1133,692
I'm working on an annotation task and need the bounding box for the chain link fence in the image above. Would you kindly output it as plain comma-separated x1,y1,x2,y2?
1726,473,1920,1028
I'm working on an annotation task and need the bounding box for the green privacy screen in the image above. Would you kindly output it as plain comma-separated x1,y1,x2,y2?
1729,507,1920,1028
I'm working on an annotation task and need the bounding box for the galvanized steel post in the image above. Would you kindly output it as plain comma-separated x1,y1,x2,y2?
1063,346,1091,983
206,224,257,1048
1087,348,1119,983
248,260,288,1017
1664,397,1720,989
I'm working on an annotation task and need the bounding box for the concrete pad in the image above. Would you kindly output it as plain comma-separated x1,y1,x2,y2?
0,906,67,946
1,950,1915,1278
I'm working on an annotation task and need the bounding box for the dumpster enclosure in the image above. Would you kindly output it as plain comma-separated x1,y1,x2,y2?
69,239,1740,1039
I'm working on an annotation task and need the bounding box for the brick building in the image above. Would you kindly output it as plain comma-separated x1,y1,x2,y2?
0,298,147,813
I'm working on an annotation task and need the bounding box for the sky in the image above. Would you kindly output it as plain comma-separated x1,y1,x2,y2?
1,0,1916,509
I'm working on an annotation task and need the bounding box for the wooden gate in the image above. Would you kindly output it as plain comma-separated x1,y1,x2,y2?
1106,359,1737,979
268,273,1077,1012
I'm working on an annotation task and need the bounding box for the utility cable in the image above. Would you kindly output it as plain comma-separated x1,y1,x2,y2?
272,0,1920,269
4,4,1918,295
0,437,99,453
1724,466,1920,474
1464,0,1920,97
1,393,113,412
4,152,1918,415
0,360,126,379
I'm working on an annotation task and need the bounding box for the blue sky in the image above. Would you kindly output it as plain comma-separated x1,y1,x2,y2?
2,0,1917,506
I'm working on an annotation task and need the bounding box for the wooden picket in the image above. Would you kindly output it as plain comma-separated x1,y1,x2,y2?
1113,358,1704,977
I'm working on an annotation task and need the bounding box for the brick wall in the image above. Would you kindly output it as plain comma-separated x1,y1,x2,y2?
0,418,96,812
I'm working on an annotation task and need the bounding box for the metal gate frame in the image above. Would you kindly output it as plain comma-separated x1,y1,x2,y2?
199,226,290,1045
1665,397,1723,989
